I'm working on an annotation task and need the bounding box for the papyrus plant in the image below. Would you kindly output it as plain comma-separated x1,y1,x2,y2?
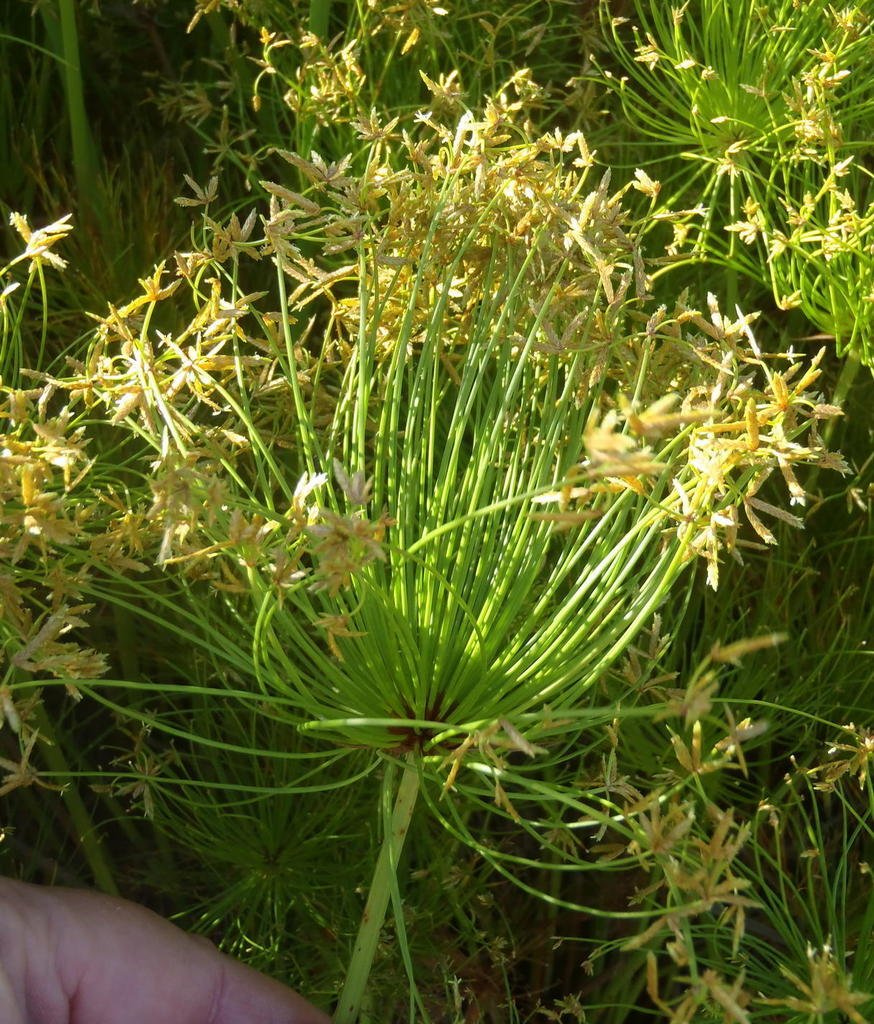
161,0,589,196
0,212,112,689
597,0,873,374
57,97,844,1015
0,212,131,896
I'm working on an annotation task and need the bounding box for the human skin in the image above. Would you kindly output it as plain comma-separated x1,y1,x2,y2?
0,878,331,1024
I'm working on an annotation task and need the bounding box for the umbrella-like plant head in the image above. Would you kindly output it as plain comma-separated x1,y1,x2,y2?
63,98,843,1019
239,112,840,758
68,101,842,759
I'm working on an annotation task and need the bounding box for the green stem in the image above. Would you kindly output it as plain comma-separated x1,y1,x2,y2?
55,0,99,218
32,703,120,896
308,0,332,39
334,757,420,1024
832,351,861,412
112,604,142,682
816,350,861,469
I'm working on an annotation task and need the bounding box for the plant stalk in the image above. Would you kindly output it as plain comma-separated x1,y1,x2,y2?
334,757,420,1024
308,0,332,39
55,0,99,218
32,702,119,897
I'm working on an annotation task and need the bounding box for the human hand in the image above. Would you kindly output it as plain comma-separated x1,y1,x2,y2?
0,877,331,1024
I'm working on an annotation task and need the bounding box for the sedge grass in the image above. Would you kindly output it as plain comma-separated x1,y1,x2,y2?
1,3,871,1020
158,0,592,212
596,0,874,369
27,93,844,1017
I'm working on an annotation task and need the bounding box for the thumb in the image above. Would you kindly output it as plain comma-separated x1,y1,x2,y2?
0,878,331,1024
